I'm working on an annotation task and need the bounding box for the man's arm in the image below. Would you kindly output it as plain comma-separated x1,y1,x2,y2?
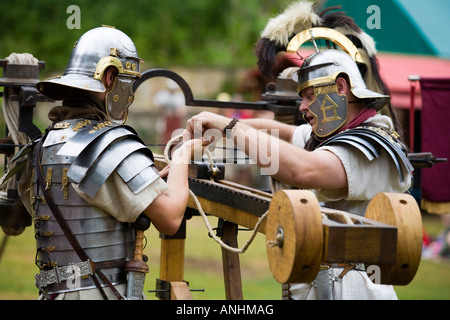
230,120,348,189
143,139,207,236
185,111,348,190
241,118,298,142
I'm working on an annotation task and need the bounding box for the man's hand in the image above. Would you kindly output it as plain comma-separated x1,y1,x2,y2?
184,111,231,139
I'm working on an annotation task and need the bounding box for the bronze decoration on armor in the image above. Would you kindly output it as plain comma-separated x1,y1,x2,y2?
72,120,92,132
62,168,69,200
53,122,71,129
89,120,113,133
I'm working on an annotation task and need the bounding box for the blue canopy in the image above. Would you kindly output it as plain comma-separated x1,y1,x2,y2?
325,0,450,58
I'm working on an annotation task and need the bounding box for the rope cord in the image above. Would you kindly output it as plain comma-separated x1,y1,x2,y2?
164,135,268,254
321,207,354,225
0,53,37,201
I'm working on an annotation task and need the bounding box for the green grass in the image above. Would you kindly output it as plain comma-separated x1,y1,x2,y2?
143,216,280,300
1,214,449,300
394,259,450,300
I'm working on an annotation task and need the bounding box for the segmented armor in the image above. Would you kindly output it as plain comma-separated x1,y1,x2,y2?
319,125,413,183
31,119,159,295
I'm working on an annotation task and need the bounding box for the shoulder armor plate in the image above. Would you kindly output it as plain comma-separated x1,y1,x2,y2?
50,120,158,197
320,125,414,182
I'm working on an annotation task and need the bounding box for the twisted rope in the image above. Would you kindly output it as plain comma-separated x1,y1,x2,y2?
164,135,268,254
0,53,37,200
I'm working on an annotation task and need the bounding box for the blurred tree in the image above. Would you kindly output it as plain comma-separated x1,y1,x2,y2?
0,0,292,73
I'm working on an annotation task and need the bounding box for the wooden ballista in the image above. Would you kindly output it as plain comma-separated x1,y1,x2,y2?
0,64,425,298
152,158,423,300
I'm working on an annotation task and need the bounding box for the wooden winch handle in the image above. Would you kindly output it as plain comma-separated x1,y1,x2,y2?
365,192,422,285
266,190,422,286
266,190,323,284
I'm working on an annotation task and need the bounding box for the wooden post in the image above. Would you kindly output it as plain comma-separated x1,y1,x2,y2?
220,219,243,300
158,219,193,300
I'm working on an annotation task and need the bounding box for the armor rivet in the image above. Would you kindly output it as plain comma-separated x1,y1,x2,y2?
60,135,66,141
126,62,131,69
132,63,137,70
128,96,133,103
113,95,120,102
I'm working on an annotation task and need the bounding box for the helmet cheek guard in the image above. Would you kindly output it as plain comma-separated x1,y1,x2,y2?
94,55,139,123
105,75,135,123
309,83,348,137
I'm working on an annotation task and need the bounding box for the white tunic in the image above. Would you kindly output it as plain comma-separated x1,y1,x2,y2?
288,114,412,300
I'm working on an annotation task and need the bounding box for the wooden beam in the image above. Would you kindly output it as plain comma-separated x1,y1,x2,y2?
158,220,187,300
220,220,243,300
170,281,193,300
159,238,185,281
187,195,267,234
322,217,397,265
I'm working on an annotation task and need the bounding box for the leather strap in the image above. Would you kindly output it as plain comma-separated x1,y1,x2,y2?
90,260,127,273
321,262,364,278
223,117,239,133
34,135,124,300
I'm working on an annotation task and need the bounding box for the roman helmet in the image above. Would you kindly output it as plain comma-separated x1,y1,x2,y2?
288,28,389,137
37,26,142,123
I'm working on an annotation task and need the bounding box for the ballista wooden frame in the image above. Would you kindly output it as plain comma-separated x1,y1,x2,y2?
152,158,423,300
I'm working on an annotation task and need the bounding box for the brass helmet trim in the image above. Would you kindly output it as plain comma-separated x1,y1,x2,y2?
94,52,141,81
286,27,364,64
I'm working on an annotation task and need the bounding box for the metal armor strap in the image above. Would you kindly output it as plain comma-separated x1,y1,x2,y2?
34,136,124,300
313,269,336,300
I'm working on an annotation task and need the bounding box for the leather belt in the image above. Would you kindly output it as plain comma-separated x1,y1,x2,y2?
35,260,92,291
35,259,126,291
320,262,365,278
